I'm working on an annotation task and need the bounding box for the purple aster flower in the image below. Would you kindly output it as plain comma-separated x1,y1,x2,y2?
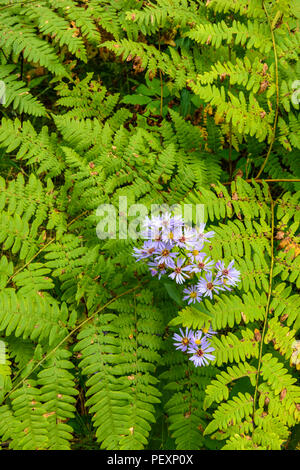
170,214,185,229
215,260,240,287
147,260,167,279
160,212,184,230
190,253,214,274
190,329,210,348
186,243,206,263
142,214,162,231
197,271,225,299
201,324,218,338
168,257,191,284
154,245,177,268
147,211,179,234
142,226,166,250
175,226,198,249
183,285,202,304
159,212,174,231
194,223,215,243
132,240,157,261
173,327,194,352
152,234,167,251
188,341,216,367
161,227,177,246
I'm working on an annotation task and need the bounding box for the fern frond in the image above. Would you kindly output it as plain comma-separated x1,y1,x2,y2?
37,348,78,450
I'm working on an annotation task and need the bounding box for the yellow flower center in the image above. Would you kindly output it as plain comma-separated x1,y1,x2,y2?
190,291,197,298
194,338,201,345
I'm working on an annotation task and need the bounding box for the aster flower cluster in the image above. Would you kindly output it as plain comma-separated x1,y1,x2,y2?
132,212,241,304
132,212,241,367
173,326,216,367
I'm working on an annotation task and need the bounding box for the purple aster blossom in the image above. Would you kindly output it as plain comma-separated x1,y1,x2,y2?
190,253,214,274
167,215,185,240
190,329,210,348
141,222,163,242
173,327,194,352
148,213,184,246
141,215,159,237
175,226,198,249
147,260,167,279
154,245,177,268
186,243,206,263
197,271,225,299
188,341,216,367
141,214,154,231
148,211,180,234
170,214,185,230
151,234,167,251
215,260,241,287
132,240,157,261
183,285,202,304
201,324,218,338
159,212,174,230
168,257,191,284
142,225,166,249
194,223,215,243
142,214,163,231
161,227,177,246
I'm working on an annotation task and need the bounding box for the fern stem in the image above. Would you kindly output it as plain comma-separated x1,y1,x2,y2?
252,186,275,426
20,51,24,127
222,178,300,185
158,32,163,117
255,2,279,179
228,44,233,181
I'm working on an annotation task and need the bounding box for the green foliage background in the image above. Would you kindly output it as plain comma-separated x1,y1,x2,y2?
0,0,299,450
